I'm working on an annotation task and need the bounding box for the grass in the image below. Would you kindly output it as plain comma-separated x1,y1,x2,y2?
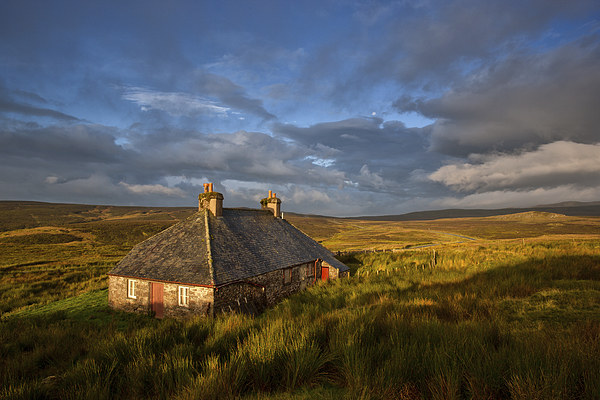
0,202,195,316
1,202,600,398
287,211,600,251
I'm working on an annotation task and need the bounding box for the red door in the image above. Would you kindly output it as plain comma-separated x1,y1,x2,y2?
321,266,329,281
151,282,164,318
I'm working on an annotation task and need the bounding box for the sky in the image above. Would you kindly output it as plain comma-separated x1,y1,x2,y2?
1,0,600,216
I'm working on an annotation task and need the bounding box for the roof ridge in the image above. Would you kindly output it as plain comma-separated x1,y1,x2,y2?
203,209,215,285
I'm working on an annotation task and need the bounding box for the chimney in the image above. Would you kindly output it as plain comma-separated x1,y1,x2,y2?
261,190,281,218
198,182,223,217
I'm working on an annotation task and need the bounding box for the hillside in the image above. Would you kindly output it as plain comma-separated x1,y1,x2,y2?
1,201,599,399
0,201,195,232
287,210,600,251
350,201,600,221
0,201,195,316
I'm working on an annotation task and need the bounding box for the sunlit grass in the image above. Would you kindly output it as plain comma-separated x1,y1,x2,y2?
1,203,600,399
0,204,191,316
3,239,599,399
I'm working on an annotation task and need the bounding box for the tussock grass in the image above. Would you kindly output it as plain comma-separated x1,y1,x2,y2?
0,204,193,316
3,238,598,399
1,203,600,398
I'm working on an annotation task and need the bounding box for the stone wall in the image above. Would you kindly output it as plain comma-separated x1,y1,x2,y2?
214,261,318,313
108,275,151,314
162,283,214,318
108,275,214,318
213,281,266,314
109,260,345,318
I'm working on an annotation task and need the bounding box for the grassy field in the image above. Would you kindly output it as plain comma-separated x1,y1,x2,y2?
1,202,599,399
286,211,600,250
0,201,194,316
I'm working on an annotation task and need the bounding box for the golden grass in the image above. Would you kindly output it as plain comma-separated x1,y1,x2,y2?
1,203,600,399
288,212,600,252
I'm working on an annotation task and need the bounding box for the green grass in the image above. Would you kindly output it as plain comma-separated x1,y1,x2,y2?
0,202,195,316
2,238,599,399
15,289,108,318
287,211,600,251
1,202,600,399
0,233,83,245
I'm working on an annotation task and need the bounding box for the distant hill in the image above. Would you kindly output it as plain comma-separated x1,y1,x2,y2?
0,200,194,232
3,199,600,224
534,201,600,208
350,201,600,221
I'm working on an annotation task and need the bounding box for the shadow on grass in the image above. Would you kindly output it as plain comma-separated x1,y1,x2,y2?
417,254,600,298
2,254,599,400
340,254,600,329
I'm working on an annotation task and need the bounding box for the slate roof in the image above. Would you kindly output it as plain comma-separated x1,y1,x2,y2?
108,208,348,286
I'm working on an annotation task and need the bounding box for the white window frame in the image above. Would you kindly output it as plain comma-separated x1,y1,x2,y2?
178,286,190,307
127,279,136,299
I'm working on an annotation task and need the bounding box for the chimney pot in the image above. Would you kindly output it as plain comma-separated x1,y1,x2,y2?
198,183,223,216
263,195,281,217
268,190,272,198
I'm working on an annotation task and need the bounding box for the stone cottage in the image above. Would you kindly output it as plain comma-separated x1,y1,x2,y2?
107,184,349,318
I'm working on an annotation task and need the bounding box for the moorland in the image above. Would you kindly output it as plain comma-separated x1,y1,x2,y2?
1,201,599,399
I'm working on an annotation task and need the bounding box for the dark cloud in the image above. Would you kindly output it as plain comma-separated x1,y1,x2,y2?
12,90,48,104
395,37,600,156
129,129,313,184
0,113,443,214
0,86,80,122
0,98,80,121
194,72,276,121
2,1,599,214
298,0,599,106
0,121,344,208
0,124,125,164
379,0,594,84
272,117,441,194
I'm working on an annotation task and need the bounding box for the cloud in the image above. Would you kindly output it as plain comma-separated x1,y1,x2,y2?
2,1,599,215
194,72,276,121
0,87,80,122
12,89,48,104
288,186,333,205
432,185,600,210
272,117,439,194
378,0,595,84
0,123,127,164
296,0,598,108
0,113,438,215
396,37,600,156
119,182,186,197
356,164,386,189
122,87,229,117
128,129,316,184
204,44,306,83
49,175,124,197
429,141,600,192
273,117,423,159
0,119,350,207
